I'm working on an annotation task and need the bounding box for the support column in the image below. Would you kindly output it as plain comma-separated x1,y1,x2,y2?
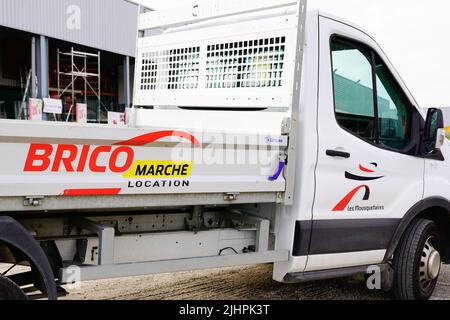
31,37,37,98
36,35,49,100
123,56,131,109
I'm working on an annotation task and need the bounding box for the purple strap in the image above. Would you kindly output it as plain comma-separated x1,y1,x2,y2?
269,161,285,181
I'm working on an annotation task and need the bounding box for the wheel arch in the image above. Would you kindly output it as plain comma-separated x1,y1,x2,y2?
0,216,57,300
384,197,450,263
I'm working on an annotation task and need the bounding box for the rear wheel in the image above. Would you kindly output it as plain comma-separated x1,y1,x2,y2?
0,275,28,300
393,219,441,300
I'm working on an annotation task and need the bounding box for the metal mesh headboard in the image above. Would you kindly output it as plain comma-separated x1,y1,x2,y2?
134,1,304,109
205,37,286,90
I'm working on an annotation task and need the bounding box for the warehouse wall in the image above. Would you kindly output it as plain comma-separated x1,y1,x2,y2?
0,0,139,57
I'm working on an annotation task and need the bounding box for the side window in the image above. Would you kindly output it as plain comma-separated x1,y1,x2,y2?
331,37,413,152
331,39,376,142
375,56,411,149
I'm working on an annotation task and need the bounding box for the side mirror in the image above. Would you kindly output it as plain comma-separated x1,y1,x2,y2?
423,108,445,154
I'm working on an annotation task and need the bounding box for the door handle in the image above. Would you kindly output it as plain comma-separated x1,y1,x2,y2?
326,150,351,159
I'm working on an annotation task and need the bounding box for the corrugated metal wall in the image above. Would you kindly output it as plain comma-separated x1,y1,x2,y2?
0,0,139,57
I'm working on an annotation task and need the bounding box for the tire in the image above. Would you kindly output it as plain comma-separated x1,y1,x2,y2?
0,275,28,300
393,219,441,300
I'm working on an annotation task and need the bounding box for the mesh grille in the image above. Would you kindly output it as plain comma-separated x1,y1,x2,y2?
139,37,287,92
206,37,286,89
140,46,200,91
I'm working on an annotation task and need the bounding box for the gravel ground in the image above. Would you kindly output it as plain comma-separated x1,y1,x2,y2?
58,264,450,300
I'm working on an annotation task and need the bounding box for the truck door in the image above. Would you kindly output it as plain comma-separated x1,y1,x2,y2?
307,16,425,271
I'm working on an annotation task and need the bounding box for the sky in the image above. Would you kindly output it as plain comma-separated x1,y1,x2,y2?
134,0,450,108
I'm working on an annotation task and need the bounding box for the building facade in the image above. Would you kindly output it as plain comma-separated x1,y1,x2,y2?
0,0,139,122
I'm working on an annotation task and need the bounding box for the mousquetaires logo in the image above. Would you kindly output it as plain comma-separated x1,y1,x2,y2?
332,163,385,212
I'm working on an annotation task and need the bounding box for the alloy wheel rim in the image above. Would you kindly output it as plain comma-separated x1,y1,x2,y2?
419,236,441,291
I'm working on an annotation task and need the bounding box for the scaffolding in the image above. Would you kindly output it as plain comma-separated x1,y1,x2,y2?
57,48,102,123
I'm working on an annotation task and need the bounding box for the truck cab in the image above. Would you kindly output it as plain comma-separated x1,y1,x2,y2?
274,10,450,299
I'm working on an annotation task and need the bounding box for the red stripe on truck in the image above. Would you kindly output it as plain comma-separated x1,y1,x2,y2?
63,188,122,196
115,131,201,147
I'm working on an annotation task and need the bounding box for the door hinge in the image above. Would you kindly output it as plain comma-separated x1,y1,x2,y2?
24,196,44,207
276,192,284,204
224,193,240,202
281,118,292,135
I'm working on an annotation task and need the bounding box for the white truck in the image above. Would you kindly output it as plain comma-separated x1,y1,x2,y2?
0,0,449,301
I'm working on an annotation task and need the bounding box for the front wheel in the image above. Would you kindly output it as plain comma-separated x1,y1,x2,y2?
393,219,441,300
